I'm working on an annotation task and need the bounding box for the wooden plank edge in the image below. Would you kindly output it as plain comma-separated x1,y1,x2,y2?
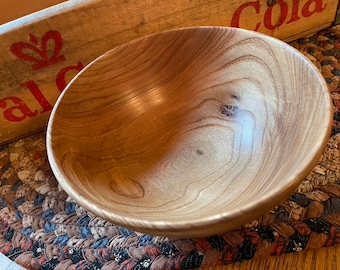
0,128,46,146
0,0,91,34
282,21,333,42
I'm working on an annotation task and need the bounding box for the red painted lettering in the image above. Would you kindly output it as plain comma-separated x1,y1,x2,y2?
0,97,38,122
56,62,84,92
302,0,327,17
231,0,328,31
287,0,301,23
20,80,53,113
264,0,289,30
231,0,261,31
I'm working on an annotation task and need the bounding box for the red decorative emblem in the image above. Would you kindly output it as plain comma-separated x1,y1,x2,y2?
10,31,66,71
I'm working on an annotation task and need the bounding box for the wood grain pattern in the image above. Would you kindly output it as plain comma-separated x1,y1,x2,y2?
201,245,340,270
0,0,338,145
47,27,333,238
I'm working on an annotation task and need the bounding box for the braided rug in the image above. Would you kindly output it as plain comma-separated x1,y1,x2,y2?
1,25,340,270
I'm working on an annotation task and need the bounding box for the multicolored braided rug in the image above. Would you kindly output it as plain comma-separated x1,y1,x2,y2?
1,25,340,270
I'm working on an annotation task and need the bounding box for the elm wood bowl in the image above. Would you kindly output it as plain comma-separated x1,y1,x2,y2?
46,27,333,238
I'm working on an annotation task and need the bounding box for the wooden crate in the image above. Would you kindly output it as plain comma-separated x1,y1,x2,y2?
0,0,338,145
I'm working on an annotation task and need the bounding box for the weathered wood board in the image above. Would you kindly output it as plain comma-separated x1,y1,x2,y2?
0,0,338,145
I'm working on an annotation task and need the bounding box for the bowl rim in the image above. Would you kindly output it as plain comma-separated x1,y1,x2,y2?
46,26,334,237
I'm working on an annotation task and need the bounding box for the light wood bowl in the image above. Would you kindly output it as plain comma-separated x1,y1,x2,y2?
47,27,333,238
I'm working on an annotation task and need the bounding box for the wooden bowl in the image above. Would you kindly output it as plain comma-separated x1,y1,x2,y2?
47,27,333,238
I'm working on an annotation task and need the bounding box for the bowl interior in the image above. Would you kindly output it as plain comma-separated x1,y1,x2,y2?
47,27,332,237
